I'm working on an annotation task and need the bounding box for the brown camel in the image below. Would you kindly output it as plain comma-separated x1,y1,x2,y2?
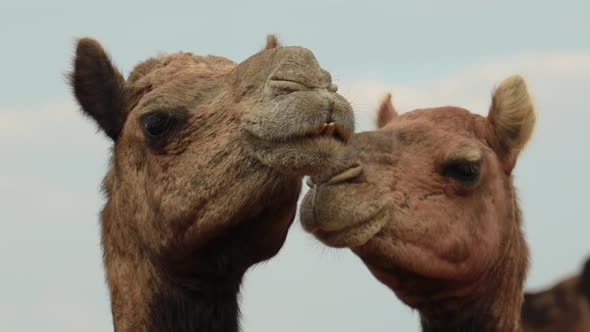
301,75,536,331
522,257,590,332
70,37,354,331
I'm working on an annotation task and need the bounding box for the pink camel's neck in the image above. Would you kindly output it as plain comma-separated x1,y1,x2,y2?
419,284,523,332
419,228,527,332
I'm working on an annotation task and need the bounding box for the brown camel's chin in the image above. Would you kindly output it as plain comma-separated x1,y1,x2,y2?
243,133,351,176
242,203,298,263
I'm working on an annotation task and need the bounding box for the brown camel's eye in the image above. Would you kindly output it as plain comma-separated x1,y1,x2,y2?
441,160,480,183
140,110,188,139
139,110,188,150
142,111,173,137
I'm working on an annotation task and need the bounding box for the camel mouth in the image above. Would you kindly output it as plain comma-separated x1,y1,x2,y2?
303,122,351,143
310,208,388,248
240,128,352,176
241,120,351,147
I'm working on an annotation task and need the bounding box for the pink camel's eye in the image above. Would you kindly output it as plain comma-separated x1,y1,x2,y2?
441,160,481,183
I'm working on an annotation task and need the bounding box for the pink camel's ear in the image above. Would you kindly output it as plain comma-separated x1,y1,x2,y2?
70,38,127,140
487,75,536,172
264,34,280,50
376,93,398,129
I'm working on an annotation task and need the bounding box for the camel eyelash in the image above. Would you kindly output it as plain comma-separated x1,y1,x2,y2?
139,110,188,147
440,159,481,183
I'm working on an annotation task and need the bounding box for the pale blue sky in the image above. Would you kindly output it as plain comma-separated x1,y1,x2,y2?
2,0,590,103
1,1,589,331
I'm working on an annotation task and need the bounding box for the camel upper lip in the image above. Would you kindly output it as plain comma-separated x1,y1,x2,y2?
306,164,362,187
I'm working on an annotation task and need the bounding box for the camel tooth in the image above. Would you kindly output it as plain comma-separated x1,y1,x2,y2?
324,122,336,137
307,123,327,137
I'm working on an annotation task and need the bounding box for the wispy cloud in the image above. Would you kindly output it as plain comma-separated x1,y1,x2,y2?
0,101,112,332
339,51,590,132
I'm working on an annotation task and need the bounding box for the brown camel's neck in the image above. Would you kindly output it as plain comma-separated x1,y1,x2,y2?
105,241,242,332
102,213,243,332
101,167,300,332
144,278,241,332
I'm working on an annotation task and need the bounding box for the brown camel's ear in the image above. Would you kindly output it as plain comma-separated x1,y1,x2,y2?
70,38,127,140
581,257,590,300
264,34,280,50
488,75,535,172
376,93,398,129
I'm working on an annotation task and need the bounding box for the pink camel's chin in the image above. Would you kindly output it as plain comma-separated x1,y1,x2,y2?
364,265,432,307
311,209,388,248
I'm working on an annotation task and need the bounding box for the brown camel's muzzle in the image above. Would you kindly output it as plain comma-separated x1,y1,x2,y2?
237,46,356,176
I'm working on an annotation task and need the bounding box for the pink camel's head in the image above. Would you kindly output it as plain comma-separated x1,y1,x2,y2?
301,76,535,328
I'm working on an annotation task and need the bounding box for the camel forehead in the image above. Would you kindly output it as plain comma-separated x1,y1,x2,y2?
393,106,488,142
128,52,237,85
125,52,249,113
402,106,480,126
125,46,327,102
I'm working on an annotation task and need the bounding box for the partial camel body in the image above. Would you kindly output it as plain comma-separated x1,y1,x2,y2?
301,76,536,331
522,257,590,332
70,37,354,332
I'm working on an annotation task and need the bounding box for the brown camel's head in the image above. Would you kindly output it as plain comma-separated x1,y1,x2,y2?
71,38,354,282
522,258,590,332
301,76,534,320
